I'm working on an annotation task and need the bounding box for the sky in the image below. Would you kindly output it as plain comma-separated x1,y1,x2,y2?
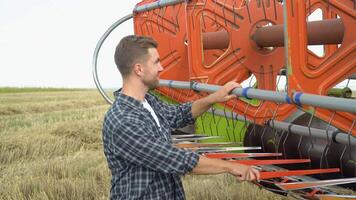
0,1,354,89
0,0,137,88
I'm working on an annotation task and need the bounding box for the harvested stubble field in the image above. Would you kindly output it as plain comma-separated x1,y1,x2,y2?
0,88,292,200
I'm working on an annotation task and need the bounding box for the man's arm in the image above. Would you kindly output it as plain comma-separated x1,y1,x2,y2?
191,156,260,181
191,82,241,119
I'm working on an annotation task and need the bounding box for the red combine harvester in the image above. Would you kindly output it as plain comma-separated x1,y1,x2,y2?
93,0,356,199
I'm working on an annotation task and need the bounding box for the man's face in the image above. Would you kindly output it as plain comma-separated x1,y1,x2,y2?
141,48,163,89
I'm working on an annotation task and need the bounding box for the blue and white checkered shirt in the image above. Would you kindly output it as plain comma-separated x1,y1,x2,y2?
102,90,200,200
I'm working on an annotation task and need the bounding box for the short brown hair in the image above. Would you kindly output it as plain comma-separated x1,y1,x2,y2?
114,35,158,77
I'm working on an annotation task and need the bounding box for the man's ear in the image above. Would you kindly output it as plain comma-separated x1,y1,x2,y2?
133,63,143,77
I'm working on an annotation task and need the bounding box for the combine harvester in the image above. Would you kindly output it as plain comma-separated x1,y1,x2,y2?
93,0,356,199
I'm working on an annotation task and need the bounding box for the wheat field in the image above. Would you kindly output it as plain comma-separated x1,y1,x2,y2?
0,88,294,200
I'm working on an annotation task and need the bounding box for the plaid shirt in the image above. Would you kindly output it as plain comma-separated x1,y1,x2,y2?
102,90,200,200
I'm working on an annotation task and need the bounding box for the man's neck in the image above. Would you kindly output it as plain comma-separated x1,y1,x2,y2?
121,79,148,102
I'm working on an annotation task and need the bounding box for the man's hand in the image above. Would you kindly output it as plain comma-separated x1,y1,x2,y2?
228,162,260,181
207,81,241,104
191,81,241,119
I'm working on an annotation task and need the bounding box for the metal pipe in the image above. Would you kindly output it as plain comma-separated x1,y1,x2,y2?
159,79,356,113
205,106,356,147
252,18,344,47
202,31,229,49
92,14,133,104
280,69,356,80
266,120,356,146
133,0,185,13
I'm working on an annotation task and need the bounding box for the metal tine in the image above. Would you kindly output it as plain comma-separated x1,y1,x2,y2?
252,98,264,139
281,121,290,159
270,103,281,153
175,142,241,149
297,128,304,159
175,4,181,31
195,146,261,153
240,97,251,144
208,107,215,136
222,0,228,27
156,7,162,32
260,109,270,152
200,112,207,135
273,0,277,20
161,6,167,33
222,101,232,141
172,134,209,138
230,99,239,142
245,0,252,23
211,106,221,136
205,152,283,159
306,109,316,169
172,135,222,142
339,145,347,177
261,0,267,20
171,4,176,32
322,111,336,169
347,119,355,162
214,0,219,28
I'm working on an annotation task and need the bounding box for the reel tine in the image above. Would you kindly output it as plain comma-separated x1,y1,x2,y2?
306,108,316,169
347,119,356,165
222,101,232,141
230,99,239,142
222,0,228,27
260,109,270,152
322,111,336,169
270,103,281,153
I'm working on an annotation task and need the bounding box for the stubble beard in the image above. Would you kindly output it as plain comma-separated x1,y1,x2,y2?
143,76,159,90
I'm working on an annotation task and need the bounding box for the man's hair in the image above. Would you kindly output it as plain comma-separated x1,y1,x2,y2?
114,35,158,77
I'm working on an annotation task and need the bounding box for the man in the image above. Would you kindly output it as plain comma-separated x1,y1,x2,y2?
102,35,260,200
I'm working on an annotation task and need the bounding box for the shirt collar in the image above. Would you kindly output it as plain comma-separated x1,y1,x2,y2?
113,89,153,109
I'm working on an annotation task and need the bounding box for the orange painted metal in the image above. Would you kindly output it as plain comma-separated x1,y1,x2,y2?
204,152,282,159
185,0,295,124
277,178,356,191
259,168,340,180
134,0,198,103
230,159,311,166
133,0,355,133
285,0,356,135
316,195,356,200
175,143,239,148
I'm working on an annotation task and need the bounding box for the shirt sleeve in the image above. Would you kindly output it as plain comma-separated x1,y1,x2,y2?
110,119,200,175
154,98,195,129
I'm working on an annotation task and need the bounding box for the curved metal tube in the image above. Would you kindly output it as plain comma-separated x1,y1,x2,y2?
92,14,133,104
133,0,185,13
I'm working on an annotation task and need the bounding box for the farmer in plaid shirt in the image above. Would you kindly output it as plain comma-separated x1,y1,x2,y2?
102,35,260,200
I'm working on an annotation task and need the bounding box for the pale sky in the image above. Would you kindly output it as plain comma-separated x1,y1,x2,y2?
0,1,354,89
0,0,137,88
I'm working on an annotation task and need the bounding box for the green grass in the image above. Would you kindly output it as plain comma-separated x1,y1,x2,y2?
0,88,293,200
